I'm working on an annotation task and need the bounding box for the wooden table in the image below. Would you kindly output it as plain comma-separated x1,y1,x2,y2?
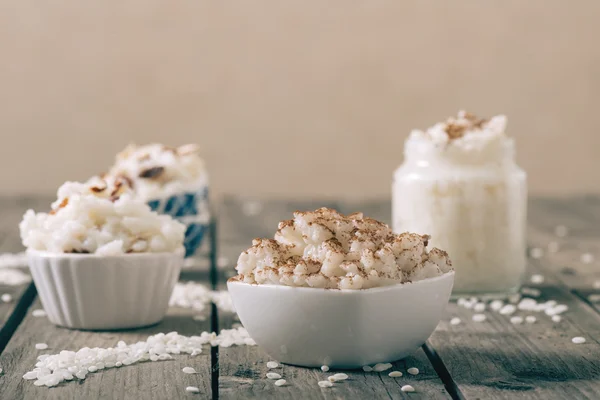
0,196,599,399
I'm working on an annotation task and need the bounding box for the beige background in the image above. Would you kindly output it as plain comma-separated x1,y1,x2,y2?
1,1,599,200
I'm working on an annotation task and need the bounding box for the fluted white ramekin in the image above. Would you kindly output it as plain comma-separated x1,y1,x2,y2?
27,250,183,330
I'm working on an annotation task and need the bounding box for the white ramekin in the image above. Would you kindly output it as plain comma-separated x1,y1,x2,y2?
27,250,183,330
228,271,454,368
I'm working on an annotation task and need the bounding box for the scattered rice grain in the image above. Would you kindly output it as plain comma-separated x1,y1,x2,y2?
0,252,27,268
1,293,12,303
182,367,197,374
389,371,403,378
525,316,537,323
373,363,393,372
450,317,461,326
472,314,486,322
518,298,538,311
318,380,333,388
267,372,282,380
572,337,586,344
274,379,287,387
0,268,31,286
401,385,415,392
581,253,595,264
545,304,568,316
529,248,544,259
499,304,517,315
510,316,524,325
267,361,279,369
332,373,348,381
32,309,47,317
530,274,545,284
320,365,329,372
35,343,48,350
186,386,200,393
407,367,419,375
490,300,504,311
552,315,562,322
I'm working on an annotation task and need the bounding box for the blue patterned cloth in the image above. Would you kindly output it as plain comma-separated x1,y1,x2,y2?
148,187,210,258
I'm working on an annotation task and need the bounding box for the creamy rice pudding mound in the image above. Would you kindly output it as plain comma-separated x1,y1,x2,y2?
20,178,186,255
233,207,453,289
104,143,208,201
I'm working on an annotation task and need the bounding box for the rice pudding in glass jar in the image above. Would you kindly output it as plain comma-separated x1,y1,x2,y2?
392,111,527,296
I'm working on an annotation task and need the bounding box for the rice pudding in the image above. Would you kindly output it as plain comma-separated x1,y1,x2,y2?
20,179,186,255
392,111,527,295
232,207,453,289
104,143,208,202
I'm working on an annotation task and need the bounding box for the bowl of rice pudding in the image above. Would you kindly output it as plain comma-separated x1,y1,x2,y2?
101,143,210,259
20,179,186,330
227,207,454,368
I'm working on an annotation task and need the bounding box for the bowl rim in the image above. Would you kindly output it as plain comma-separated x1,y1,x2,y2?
25,248,185,259
227,270,455,294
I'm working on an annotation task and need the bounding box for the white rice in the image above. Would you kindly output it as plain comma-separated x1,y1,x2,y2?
20,180,186,255
23,328,255,388
169,282,235,315
0,252,28,268
32,309,47,317
0,269,31,286
372,363,393,372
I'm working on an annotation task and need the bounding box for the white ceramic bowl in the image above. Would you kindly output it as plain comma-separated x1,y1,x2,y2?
228,271,454,368
28,250,183,330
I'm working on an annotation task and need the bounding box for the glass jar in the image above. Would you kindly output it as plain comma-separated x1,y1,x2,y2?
392,135,527,296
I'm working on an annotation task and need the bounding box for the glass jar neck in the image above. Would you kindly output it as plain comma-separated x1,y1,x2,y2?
403,137,515,166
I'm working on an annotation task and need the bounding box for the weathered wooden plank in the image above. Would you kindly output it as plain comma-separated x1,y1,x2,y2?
0,283,36,354
342,198,600,399
0,298,213,399
428,264,600,399
527,197,600,314
217,198,450,399
0,197,43,353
